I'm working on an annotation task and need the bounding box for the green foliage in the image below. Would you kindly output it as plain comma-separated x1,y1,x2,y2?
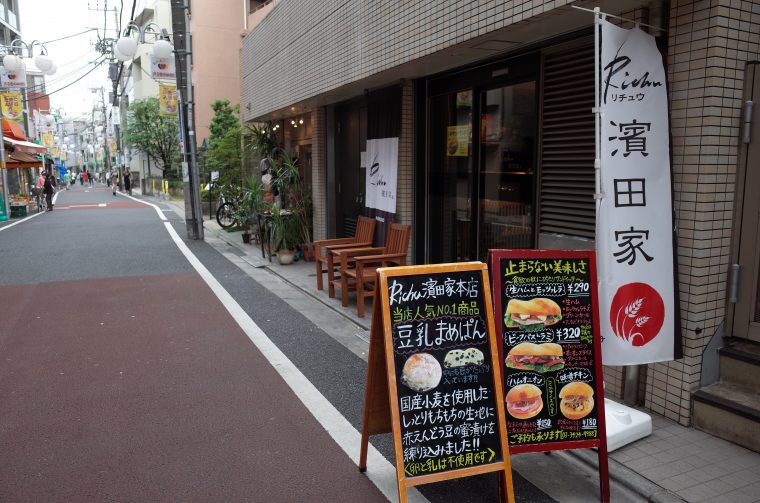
272,151,312,244
233,175,264,227
124,97,181,179
244,122,277,161
270,205,302,251
206,100,242,187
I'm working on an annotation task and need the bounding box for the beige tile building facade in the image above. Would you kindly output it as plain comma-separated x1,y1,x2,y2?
241,0,760,440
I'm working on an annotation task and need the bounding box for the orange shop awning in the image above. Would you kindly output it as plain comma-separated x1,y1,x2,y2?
2,117,26,140
3,136,47,154
2,150,43,169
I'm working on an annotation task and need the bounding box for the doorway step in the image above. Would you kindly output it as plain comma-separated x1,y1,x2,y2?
693,338,760,453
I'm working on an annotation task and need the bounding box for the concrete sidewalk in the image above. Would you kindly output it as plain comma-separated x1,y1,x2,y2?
165,196,760,503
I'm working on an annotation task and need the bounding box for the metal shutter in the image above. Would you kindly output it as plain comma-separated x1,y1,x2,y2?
539,41,596,239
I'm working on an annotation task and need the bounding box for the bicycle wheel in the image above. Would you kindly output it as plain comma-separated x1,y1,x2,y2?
216,202,237,229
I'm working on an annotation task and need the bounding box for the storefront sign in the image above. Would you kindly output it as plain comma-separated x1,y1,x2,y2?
0,66,26,89
41,132,54,148
490,250,608,452
361,263,514,502
597,20,677,365
491,249,610,501
365,137,398,213
150,55,176,80
446,125,469,157
0,92,23,122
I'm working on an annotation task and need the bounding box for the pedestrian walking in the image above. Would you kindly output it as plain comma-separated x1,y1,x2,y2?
43,172,55,211
111,168,118,196
36,170,45,190
63,171,71,190
123,169,131,195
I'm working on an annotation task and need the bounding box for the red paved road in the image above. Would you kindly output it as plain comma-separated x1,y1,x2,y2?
0,273,387,502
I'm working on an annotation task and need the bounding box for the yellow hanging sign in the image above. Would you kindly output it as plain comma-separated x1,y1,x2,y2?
0,92,23,122
159,84,178,115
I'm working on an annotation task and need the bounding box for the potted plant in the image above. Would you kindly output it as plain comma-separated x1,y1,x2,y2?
272,151,313,259
270,205,302,264
233,175,264,244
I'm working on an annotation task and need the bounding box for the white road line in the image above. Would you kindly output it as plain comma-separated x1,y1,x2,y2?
120,192,167,221
0,210,44,231
159,220,427,503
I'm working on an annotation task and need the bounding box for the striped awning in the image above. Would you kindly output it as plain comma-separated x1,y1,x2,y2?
3,136,47,154
2,149,42,169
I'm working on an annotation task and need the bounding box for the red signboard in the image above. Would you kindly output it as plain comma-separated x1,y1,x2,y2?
490,249,610,502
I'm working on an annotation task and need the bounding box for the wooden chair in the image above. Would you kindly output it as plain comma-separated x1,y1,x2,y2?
331,223,412,317
314,215,376,291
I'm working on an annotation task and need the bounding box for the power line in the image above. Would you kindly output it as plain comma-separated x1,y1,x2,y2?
37,55,108,98
41,28,99,45
25,51,102,90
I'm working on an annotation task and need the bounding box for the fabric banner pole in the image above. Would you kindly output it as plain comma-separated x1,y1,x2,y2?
594,7,602,240
596,18,677,366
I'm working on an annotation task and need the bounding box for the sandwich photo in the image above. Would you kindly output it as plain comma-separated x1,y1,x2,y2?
504,298,562,331
505,383,543,419
505,342,565,373
559,381,594,420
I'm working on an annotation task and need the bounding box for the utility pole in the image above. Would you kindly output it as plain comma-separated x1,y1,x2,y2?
171,0,203,240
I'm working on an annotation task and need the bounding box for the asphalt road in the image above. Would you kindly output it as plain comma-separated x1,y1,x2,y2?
0,184,554,502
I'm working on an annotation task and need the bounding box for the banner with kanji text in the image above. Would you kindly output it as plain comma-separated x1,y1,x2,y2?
597,20,679,365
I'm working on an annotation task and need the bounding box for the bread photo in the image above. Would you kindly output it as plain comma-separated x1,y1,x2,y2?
505,383,543,419
504,298,562,331
505,342,565,373
559,381,594,420
443,348,484,368
400,353,442,393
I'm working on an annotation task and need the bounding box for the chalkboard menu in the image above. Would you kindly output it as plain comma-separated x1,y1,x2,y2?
360,262,514,503
490,250,608,455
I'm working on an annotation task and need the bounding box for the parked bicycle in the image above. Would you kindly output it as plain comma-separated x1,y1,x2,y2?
30,186,45,213
215,184,244,229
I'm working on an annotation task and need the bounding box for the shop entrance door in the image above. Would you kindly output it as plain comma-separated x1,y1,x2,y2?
335,103,367,237
426,79,537,263
478,81,536,261
733,63,760,342
427,90,475,264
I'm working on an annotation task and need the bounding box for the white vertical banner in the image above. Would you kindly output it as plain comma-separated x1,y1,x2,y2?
597,20,676,365
365,137,398,213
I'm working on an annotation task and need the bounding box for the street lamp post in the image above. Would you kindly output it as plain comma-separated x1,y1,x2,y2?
115,20,202,239
0,39,56,220
90,87,111,181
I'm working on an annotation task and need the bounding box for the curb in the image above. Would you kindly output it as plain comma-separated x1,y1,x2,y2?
566,448,686,503
167,196,689,503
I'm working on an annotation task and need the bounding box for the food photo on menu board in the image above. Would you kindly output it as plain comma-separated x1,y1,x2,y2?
493,254,601,448
388,270,504,477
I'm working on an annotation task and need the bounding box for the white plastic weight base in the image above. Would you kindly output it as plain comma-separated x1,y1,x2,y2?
604,398,652,452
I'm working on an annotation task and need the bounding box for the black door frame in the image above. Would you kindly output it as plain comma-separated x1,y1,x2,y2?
416,52,540,264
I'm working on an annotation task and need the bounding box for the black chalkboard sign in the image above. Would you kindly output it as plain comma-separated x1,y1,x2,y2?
490,250,609,461
360,262,513,503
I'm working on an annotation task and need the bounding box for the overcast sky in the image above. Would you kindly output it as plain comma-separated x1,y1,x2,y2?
17,0,132,119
